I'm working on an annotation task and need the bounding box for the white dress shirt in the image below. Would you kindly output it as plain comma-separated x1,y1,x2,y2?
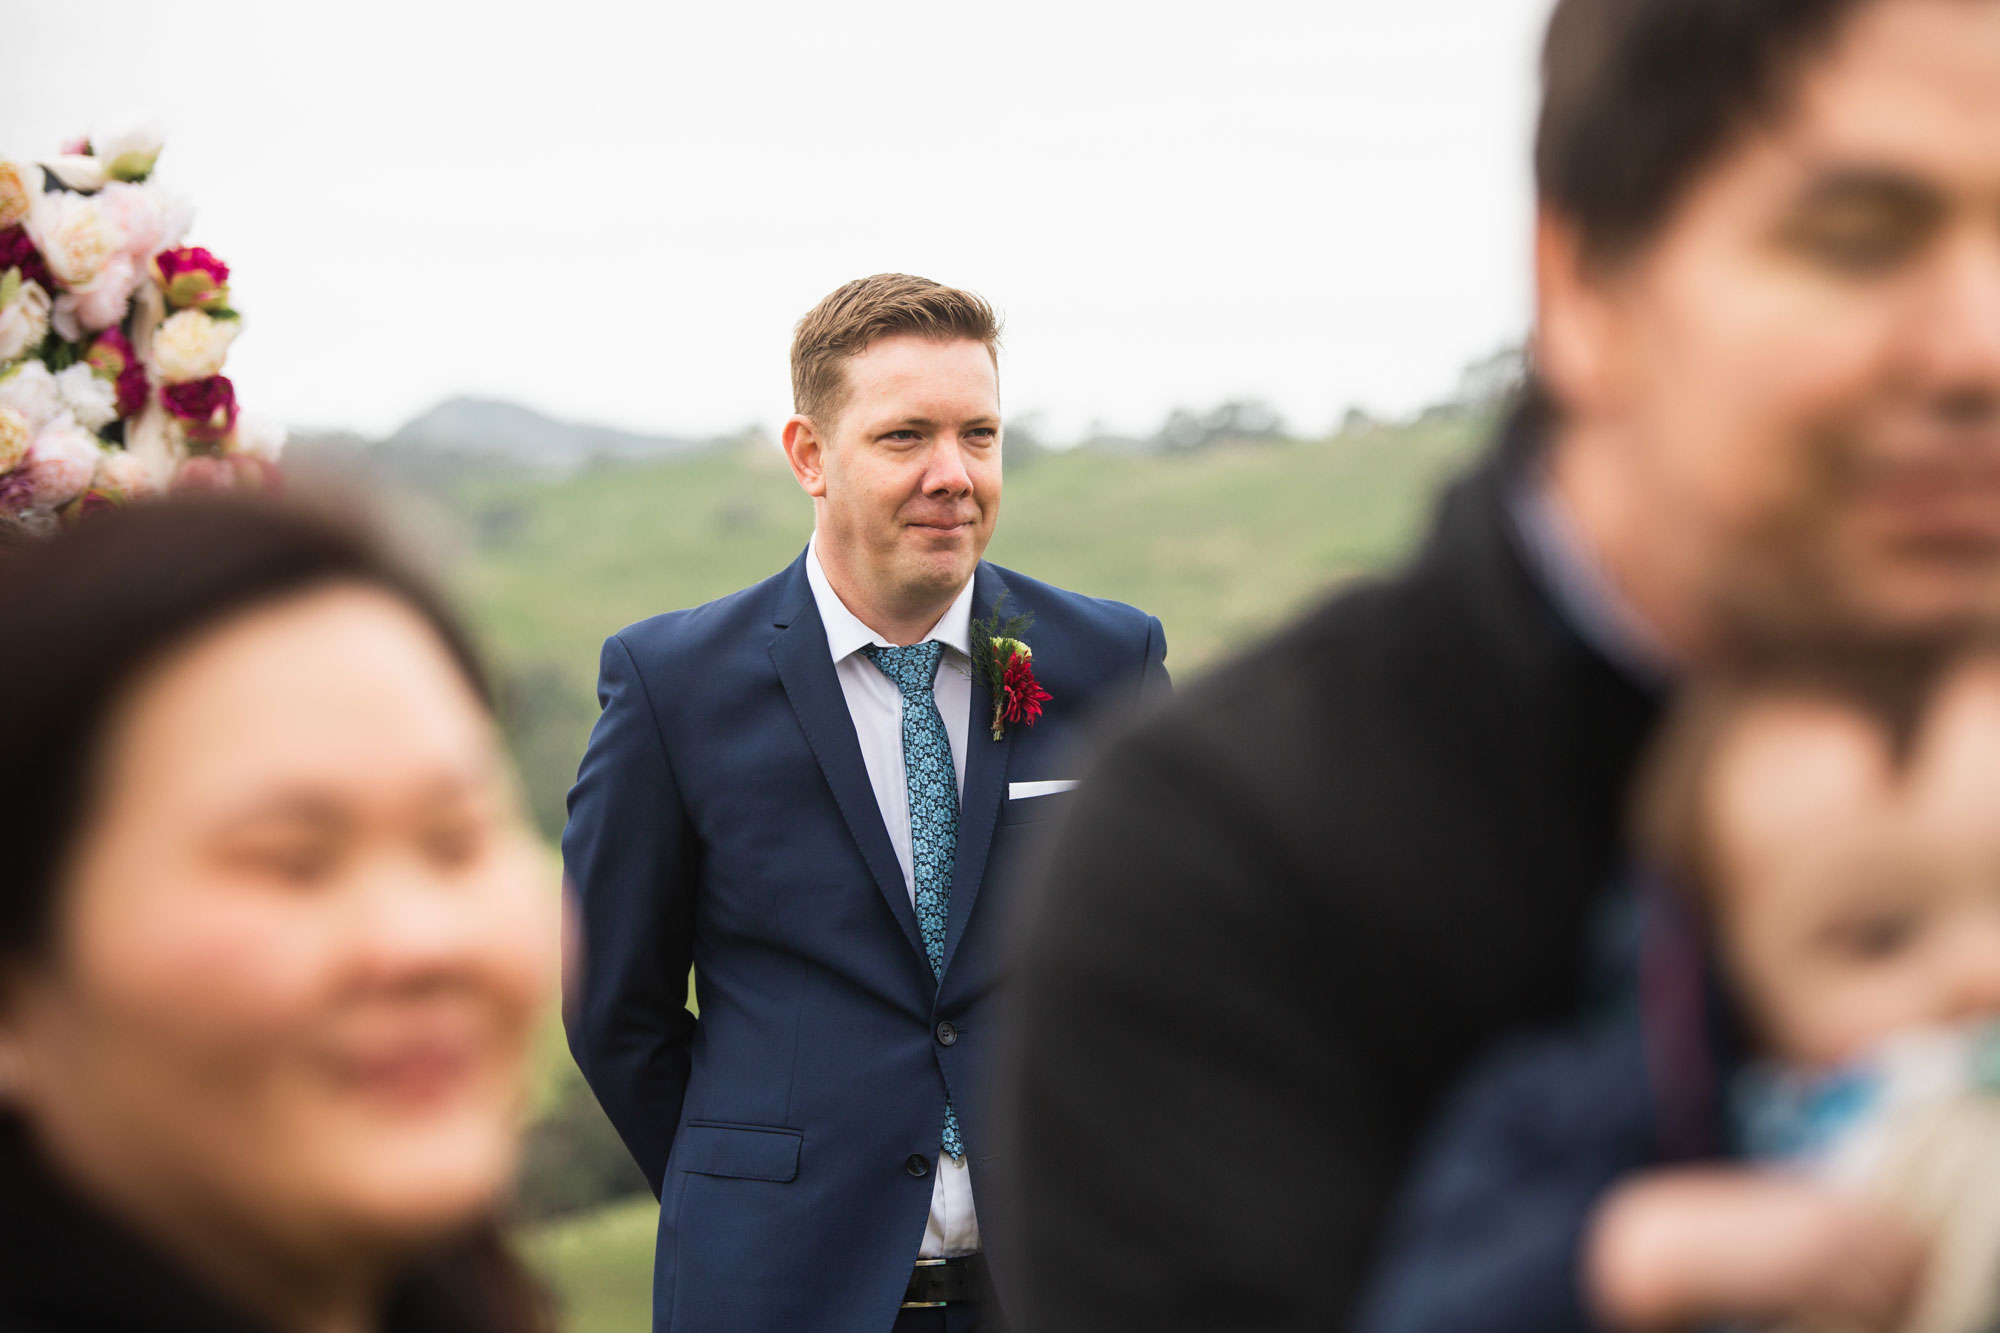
805,537,982,1258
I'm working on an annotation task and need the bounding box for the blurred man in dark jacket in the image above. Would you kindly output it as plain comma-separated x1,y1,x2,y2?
996,1,2000,1328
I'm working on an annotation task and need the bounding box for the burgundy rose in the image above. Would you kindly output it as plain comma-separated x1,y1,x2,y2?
162,375,238,443
153,246,230,310
86,327,134,377
113,361,150,418
0,226,55,293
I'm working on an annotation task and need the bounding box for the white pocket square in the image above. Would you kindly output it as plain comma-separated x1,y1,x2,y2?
1008,780,1079,799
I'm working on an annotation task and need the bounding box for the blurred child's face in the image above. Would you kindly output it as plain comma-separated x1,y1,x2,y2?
3,585,554,1281
1709,662,2000,1069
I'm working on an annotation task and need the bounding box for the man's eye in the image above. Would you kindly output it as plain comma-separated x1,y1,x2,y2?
1824,912,1922,960
422,821,486,870
1780,206,1933,277
226,842,340,887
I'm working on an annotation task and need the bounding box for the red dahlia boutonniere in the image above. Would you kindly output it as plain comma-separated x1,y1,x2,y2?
971,596,1052,741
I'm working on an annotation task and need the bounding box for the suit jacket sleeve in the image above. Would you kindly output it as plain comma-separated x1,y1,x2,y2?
562,631,698,1197
1348,1023,1656,1333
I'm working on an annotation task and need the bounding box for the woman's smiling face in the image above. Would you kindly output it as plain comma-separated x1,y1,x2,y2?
4,582,555,1275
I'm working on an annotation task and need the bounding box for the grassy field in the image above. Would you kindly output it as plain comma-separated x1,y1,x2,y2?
454,414,1491,1330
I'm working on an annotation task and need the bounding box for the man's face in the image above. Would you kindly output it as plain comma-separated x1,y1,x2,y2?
794,334,1001,618
1550,0,2000,641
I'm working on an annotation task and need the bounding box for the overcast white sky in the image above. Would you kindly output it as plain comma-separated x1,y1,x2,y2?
5,1,1555,441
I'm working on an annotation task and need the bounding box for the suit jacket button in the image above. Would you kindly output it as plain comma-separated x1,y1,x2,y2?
905,1154,931,1178
935,1021,959,1047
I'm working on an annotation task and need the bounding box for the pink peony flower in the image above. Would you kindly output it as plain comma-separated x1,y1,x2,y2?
59,137,90,158
153,246,230,310
0,225,55,293
171,454,234,493
93,448,156,500
97,182,169,263
231,454,282,493
27,417,103,509
52,252,141,341
161,375,237,442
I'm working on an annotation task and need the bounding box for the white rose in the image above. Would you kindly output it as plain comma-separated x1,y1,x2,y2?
25,192,122,289
0,361,62,430
151,308,240,383
0,161,42,230
28,414,103,508
0,278,51,365
94,447,155,499
92,125,165,183
51,253,141,342
41,155,108,194
225,409,288,462
0,405,29,473
55,363,117,433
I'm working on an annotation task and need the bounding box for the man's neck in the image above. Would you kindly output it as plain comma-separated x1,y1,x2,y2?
1544,422,1715,668
812,537,960,648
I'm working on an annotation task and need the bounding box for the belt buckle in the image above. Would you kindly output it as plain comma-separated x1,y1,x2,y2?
900,1257,952,1309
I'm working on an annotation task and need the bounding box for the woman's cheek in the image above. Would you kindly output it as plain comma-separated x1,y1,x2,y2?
78,868,332,1054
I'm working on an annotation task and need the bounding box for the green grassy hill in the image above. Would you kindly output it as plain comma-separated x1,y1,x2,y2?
446,414,1492,1331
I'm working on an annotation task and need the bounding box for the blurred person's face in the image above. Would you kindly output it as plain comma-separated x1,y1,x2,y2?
1707,663,2000,1069
1540,0,2000,645
783,335,1001,632
1,585,552,1288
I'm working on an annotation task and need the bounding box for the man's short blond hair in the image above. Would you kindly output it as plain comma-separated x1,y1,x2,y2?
790,274,1001,426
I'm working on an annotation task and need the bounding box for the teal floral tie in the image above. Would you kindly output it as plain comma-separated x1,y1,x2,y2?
863,640,965,1161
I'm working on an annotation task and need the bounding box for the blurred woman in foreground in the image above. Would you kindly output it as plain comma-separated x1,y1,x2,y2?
0,499,556,1332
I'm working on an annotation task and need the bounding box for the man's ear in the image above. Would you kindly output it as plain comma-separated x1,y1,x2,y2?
782,415,829,499
1534,208,1622,420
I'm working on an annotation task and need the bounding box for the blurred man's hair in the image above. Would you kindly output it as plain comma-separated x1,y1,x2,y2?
791,273,1001,426
1634,638,1967,904
1538,0,1863,264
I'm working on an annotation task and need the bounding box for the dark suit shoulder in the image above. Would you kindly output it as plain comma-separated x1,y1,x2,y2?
608,559,804,667
984,562,1158,655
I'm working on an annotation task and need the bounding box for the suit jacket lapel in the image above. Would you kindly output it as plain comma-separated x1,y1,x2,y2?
941,563,1013,977
767,566,928,965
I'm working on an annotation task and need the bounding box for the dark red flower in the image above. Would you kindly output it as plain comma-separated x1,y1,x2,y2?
162,375,238,442
113,361,149,418
1000,652,1052,729
0,225,54,292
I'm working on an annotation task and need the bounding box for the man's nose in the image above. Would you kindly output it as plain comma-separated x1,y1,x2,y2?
1909,237,2000,422
923,438,974,497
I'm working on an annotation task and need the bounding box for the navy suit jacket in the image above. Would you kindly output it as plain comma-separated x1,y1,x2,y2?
563,549,1167,1331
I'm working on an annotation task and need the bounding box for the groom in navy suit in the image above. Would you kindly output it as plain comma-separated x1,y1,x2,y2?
563,273,1168,1331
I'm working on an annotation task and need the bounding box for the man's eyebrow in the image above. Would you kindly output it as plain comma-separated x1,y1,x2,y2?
1790,166,1944,214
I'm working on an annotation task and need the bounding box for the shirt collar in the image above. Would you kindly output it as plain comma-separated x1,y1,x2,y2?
1506,466,1678,689
805,535,976,663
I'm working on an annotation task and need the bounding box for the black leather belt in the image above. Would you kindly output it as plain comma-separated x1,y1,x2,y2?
901,1253,991,1308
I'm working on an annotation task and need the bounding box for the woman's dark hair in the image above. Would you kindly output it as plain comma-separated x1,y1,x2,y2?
0,497,490,957
1537,0,1863,264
